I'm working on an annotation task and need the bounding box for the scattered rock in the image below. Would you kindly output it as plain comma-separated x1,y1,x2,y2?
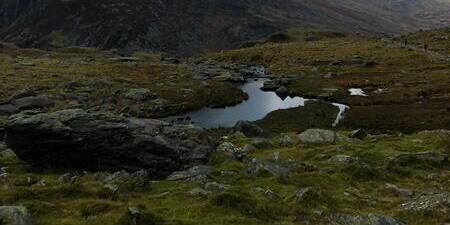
299,129,350,144
204,182,229,192
385,183,414,198
253,187,279,199
166,165,212,182
124,88,157,101
330,213,405,225
330,155,357,164
233,120,264,137
58,172,80,184
247,158,290,177
188,187,211,197
279,135,293,147
217,142,246,159
289,187,314,201
0,206,32,225
103,170,149,192
350,129,368,140
401,192,450,213
5,109,215,178
385,151,448,166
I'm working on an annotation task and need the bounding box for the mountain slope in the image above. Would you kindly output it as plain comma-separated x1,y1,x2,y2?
1,0,449,53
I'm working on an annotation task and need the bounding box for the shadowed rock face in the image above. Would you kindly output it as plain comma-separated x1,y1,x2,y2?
1,0,449,53
4,109,215,178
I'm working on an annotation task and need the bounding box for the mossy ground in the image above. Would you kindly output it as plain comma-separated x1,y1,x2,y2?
1,131,449,225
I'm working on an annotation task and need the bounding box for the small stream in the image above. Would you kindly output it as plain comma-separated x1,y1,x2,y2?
164,79,349,128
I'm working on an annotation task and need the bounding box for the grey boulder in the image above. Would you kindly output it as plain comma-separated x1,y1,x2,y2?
0,206,32,225
299,129,350,144
5,109,215,178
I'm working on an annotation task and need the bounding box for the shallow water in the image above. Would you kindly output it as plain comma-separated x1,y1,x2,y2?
165,79,348,128
348,88,368,96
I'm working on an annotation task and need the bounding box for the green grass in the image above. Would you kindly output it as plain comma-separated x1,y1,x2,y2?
0,131,449,225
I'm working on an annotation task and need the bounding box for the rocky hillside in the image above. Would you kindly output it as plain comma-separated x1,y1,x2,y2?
1,0,449,53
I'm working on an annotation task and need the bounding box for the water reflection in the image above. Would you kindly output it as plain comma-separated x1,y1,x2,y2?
165,80,306,128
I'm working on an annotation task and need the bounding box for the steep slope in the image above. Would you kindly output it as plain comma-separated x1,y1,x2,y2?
0,0,449,53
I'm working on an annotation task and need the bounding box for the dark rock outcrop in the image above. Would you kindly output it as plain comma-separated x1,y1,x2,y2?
4,109,215,178
2,0,448,53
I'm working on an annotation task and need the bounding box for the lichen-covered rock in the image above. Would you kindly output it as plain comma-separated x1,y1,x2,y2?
5,109,215,178
299,129,350,144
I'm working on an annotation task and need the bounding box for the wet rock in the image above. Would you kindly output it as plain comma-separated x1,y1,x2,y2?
275,86,289,96
166,165,212,182
385,151,448,166
0,206,32,225
103,170,149,192
233,120,264,137
260,79,281,91
217,142,246,159
350,129,368,140
330,213,405,225
385,183,414,198
299,129,350,144
240,65,266,77
124,88,157,101
5,109,215,178
401,192,450,212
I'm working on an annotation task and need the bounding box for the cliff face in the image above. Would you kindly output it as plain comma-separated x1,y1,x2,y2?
0,0,449,53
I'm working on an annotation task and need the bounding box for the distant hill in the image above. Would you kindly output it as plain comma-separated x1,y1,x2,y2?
1,0,449,53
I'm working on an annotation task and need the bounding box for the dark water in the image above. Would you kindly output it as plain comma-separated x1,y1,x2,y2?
165,79,348,128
